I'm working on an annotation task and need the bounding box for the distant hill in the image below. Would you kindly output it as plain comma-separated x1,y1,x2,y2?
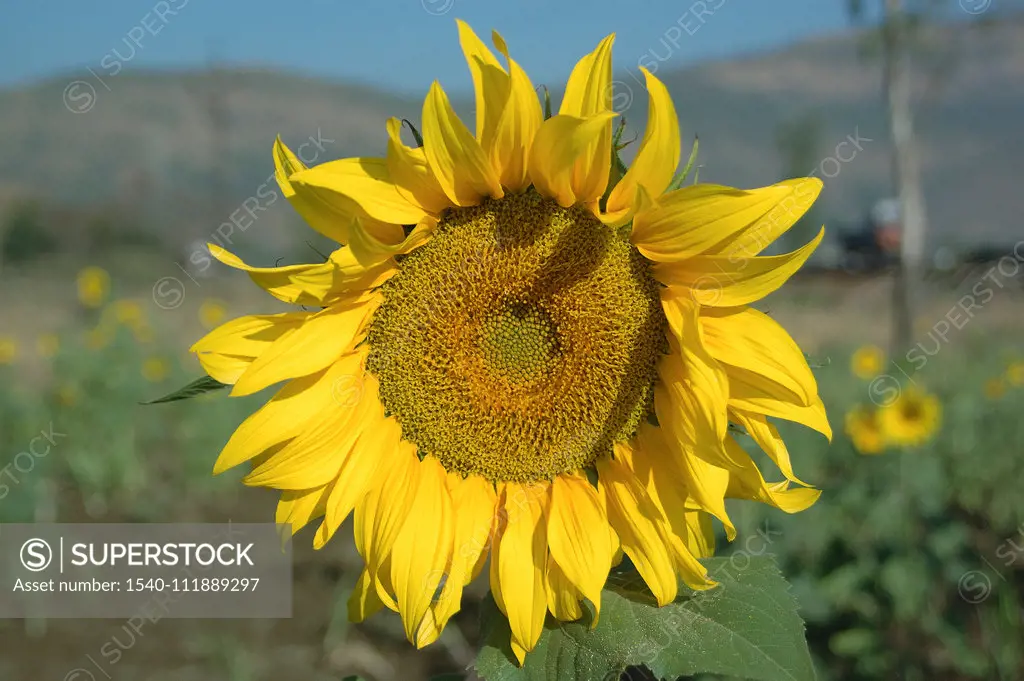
0,18,1021,257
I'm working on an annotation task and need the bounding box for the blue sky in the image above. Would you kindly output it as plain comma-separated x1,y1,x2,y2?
2,0,873,94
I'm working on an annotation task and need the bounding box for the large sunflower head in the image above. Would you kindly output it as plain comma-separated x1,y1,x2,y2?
878,387,941,448
191,21,829,663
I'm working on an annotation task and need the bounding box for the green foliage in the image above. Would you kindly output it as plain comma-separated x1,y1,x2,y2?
141,375,228,404
723,335,1024,680
0,320,257,523
475,557,814,681
1,200,57,263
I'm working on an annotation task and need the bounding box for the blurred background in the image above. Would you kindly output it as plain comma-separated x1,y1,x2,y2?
1,0,1023,679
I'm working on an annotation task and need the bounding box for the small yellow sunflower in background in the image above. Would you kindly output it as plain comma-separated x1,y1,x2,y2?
844,405,886,455
198,298,228,329
983,378,1006,401
111,299,145,326
878,387,941,448
141,357,170,382
850,344,885,379
77,266,111,309
191,21,829,663
35,333,60,358
0,335,19,365
1006,361,1024,387
56,383,80,407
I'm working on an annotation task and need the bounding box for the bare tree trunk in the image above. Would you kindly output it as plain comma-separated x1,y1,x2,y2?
883,0,928,354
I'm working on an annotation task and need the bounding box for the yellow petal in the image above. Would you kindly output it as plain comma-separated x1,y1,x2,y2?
681,511,717,559
631,430,717,564
544,554,583,621
354,441,421,576
385,117,451,214
193,352,255,387
213,350,364,474
490,30,542,191
242,358,374,490
724,438,821,513
231,294,380,397
447,472,498,585
208,243,394,307
597,452,678,606
192,312,308,384
274,137,352,243
730,410,809,486
615,441,713,590
490,482,549,664
290,157,427,226
420,472,498,639
313,393,401,549
654,228,824,307
632,179,821,262
456,20,508,150
700,306,817,406
547,475,615,626
348,567,386,623
528,112,618,207
559,34,615,206
422,81,504,206
275,484,331,536
390,456,455,646
728,370,833,440
713,178,822,260
637,422,737,542
348,215,436,268
658,293,729,445
605,68,680,221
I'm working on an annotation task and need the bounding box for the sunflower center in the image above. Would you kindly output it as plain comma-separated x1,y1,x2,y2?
366,190,666,483
901,401,922,420
478,303,561,383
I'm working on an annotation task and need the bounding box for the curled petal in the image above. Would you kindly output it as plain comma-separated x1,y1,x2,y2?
422,81,504,206
604,67,680,223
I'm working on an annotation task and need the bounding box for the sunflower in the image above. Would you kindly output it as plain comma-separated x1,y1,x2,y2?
110,299,144,326
191,22,829,663
77,266,111,309
0,335,18,365
850,344,884,379
844,405,886,455
983,377,1006,401
1006,361,1024,388
878,387,941,448
199,298,228,329
142,357,171,383
56,383,80,407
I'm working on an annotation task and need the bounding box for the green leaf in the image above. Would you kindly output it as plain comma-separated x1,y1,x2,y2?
668,136,700,191
540,86,552,120
141,375,228,405
402,119,424,148
474,556,815,681
601,119,630,213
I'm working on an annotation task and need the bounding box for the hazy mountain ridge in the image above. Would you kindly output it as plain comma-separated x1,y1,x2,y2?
1,18,1021,252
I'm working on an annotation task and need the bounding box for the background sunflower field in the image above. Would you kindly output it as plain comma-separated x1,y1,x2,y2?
2,1,1023,679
